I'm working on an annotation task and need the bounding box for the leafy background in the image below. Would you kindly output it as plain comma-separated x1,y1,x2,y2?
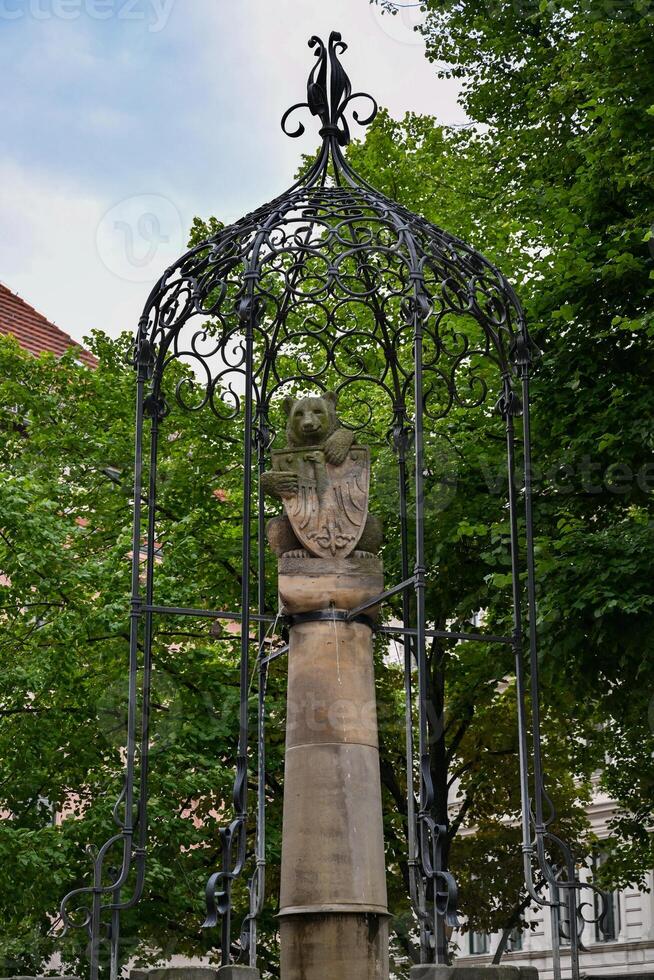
1,0,653,974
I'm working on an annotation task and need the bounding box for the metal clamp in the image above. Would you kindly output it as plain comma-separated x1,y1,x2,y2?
284,609,377,631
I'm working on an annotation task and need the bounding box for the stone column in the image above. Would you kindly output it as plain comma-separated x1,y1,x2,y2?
278,553,389,980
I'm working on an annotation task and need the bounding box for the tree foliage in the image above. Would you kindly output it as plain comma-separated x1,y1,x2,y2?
1,0,653,971
0,334,287,973
370,0,654,917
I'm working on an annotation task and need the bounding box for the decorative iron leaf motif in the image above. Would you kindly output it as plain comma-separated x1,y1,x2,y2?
282,30,378,146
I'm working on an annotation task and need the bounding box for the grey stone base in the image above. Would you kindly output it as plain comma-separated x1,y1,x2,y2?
131,971,219,980
216,969,261,980
411,968,538,980
130,970,259,980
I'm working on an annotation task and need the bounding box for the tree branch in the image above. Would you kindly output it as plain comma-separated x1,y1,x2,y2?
448,792,475,840
445,708,474,765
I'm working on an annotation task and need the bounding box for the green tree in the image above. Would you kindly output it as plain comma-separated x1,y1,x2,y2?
368,0,654,943
0,257,586,979
0,333,287,974
4,6,654,961
186,203,593,972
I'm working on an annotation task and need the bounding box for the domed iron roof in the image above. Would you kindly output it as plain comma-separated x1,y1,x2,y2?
136,31,531,425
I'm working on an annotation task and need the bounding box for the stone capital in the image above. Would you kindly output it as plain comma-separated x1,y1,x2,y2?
278,553,384,617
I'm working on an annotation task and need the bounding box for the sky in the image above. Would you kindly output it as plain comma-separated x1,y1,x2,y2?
0,0,464,345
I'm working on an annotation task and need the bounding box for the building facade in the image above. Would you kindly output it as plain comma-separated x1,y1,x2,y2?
454,787,654,979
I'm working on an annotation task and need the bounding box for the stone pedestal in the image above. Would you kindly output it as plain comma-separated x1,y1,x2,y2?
129,972,212,980
278,554,389,980
217,968,261,979
410,968,538,980
130,970,259,980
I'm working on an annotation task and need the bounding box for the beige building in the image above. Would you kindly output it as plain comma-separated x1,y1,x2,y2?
454,787,654,980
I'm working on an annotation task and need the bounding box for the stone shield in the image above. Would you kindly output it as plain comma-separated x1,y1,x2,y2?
272,445,370,559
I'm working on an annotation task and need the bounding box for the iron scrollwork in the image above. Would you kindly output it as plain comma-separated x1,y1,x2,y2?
59,29,590,980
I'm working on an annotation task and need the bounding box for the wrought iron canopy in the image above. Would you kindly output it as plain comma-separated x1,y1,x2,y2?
135,31,529,420
60,29,602,980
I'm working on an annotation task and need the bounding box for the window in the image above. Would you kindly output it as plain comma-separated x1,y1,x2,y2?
506,927,523,952
469,931,490,955
592,851,620,943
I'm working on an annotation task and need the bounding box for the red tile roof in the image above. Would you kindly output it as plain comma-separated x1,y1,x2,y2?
0,282,97,368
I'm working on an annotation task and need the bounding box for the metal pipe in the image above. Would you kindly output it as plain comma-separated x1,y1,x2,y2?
143,604,276,623
521,371,546,832
345,576,416,620
412,294,447,964
249,423,269,966
398,436,427,960
377,625,513,644
505,399,540,902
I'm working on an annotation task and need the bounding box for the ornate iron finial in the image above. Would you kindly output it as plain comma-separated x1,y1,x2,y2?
282,31,378,146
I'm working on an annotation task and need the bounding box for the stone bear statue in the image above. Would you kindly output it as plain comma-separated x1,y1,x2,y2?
261,391,383,558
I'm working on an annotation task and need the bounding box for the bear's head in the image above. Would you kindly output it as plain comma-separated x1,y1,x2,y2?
283,391,339,447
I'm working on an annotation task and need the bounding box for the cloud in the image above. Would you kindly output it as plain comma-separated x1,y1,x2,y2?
1,0,465,344
0,158,187,342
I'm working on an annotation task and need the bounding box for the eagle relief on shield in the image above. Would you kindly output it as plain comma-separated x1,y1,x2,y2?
272,445,370,559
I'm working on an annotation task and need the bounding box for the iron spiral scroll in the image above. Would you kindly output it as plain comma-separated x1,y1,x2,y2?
60,29,598,978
